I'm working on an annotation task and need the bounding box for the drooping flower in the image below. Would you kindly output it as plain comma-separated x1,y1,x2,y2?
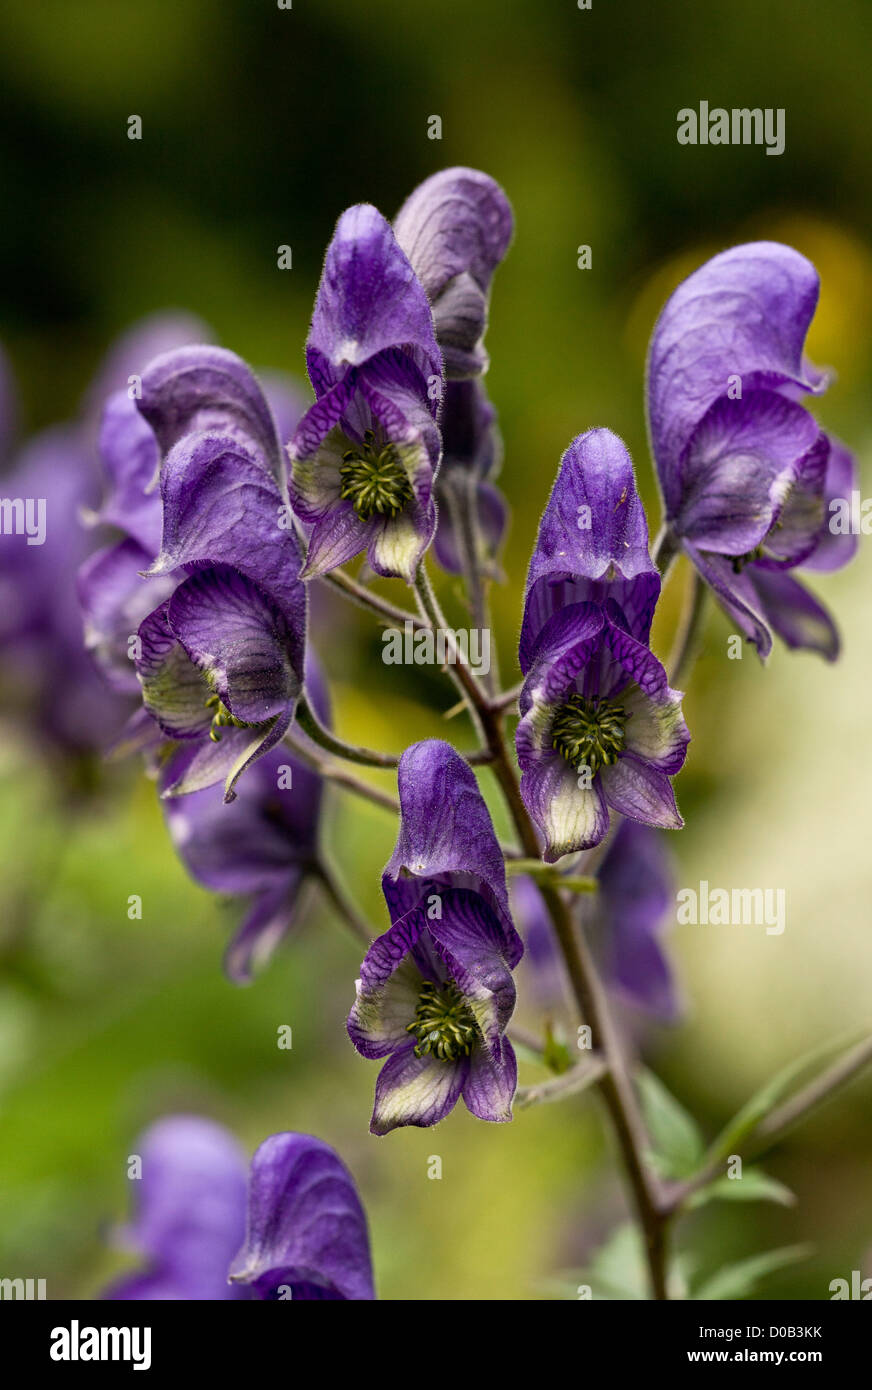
348,740,523,1134
393,166,513,380
288,204,443,582
123,347,308,801
513,821,679,1019
106,1117,375,1301
516,431,688,860
1,316,205,762
229,1132,375,1300
105,1115,249,1301
160,656,330,983
646,241,858,660
395,168,514,575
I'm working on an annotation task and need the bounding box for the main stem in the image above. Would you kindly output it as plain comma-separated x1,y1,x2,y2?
414,560,670,1298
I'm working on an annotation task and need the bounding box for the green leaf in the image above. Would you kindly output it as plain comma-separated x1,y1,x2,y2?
707,1027,870,1163
686,1168,796,1211
542,1023,573,1075
693,1244,812,1301
637,1068,706,1179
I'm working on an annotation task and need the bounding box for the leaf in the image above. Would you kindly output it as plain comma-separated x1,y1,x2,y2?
706,1027,870,1163
693,1244,812,1301
637,1068,706,1179
542,1022,573,1075
686,1168,796,1211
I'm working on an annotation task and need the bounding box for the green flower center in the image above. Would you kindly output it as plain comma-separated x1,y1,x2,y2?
406,980,478,1062
205,693,256,743
339,429,413,521
731,544,765,574
550,692,628,774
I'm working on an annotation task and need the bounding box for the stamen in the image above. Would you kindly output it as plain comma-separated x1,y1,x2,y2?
405,980,478,1062
205,693,256,743
339,430,413,521
550,692,628,774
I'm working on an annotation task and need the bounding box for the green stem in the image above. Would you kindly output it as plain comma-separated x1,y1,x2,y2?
669,569,709,687
296,695,400,769
283,731,400,816
504,858,598,894
515,1056,608,1109
313,858,374,947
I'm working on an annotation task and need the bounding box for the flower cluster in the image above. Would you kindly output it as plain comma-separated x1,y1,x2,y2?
60,167,860,1300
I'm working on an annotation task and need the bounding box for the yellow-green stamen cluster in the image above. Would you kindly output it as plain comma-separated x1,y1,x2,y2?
550,692,627,774
406,980,477,1062
205,693,255,743
731,543,765,574
339,429,413,521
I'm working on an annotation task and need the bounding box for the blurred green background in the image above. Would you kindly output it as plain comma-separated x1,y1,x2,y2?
1,0,870,1299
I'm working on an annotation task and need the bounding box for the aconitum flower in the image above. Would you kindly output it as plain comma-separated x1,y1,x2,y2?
161,658,330,983
106,1118,374,1301
519,428,661,672
647,241,858,660
348,740,523,1134
288,205,442,582
128,347,307,801
394,166,513,380
229,1132,375,1300
105,1115,249,1301
395,169,514,574
516,431,688,860
514,822,679,1019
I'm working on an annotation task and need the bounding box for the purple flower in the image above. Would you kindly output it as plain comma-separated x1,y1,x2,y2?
160,658,330,983
646,241,858,660
106,1117,374,1301
229,1132,375,1300
348,740,523,1134
513,822,679,1019
113,347,309,802
105,1116,249,1301
516,431,687,860
395,169,514,575
519,429,661,672
394,166,513,380
288,204,443,582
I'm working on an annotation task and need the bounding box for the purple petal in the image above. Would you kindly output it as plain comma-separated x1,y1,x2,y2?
462,1038,517,1122
684,542,774,659
369,1045,468,1135
229,1133,374,1299
394,167,513,378
598,822,678,1019
78,537,175,693
748,567,839,660
674,390,824,554
805,436,860,572
91,391,163,553
306,204,441,398
518,754,610,861
519,429,660,671
647,242,826,516
105,1115,247,1302
598,755,683,829
382,740,522,965
138,346,286,486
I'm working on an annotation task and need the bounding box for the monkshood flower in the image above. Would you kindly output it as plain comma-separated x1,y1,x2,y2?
121,347,308,801
513,822,679,1020
646,241,858,660
394,166,513,380
161,657,330,983
288,204,442,582
516,431,688,859
519,428,661,673
395,168,514,574
229,1132,375,1300
106,1117,374,1301
348,740,523,1134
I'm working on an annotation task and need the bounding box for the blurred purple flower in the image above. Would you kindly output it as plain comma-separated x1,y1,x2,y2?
348,740,522,1134
107,1117,374,1301
288,205,443,582
647,241,858,660
160,657,331,983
